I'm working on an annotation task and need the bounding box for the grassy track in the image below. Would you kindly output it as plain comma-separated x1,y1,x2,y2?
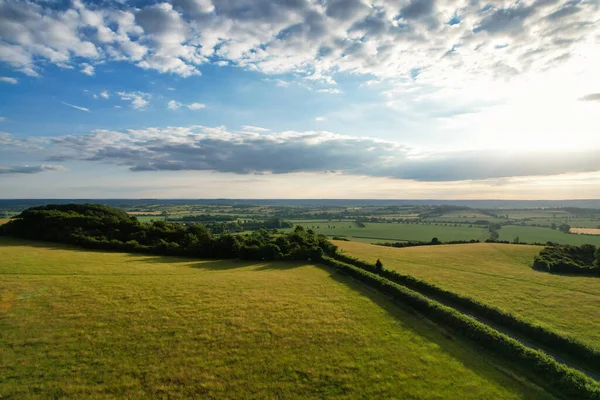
335,241,600,349
0,238,550,399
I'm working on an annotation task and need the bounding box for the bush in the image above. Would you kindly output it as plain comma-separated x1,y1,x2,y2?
533,245,599,275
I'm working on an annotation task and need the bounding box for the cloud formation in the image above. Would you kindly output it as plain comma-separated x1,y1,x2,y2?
167,100,206,110
117,92,151,109
0,76,17,84
0,0,597,83
3,125,599,181
0,164,65,174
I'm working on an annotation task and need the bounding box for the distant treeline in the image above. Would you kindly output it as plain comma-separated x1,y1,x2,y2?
533,244,600,275
0,204,336,261
373,238,559,248
168,216,294,233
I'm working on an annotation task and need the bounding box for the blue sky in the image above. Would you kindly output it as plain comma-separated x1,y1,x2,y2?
0,0,599,199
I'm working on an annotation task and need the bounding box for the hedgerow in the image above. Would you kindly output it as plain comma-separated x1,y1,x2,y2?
321,256,600,400
330,251,600,375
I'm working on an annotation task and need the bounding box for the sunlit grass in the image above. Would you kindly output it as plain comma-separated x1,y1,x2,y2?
335,241,600,348
0,238,549,399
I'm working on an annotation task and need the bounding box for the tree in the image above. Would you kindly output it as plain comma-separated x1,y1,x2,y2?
375,259,383,272
558,223,571,234
513,236,520,244
431,237,440,245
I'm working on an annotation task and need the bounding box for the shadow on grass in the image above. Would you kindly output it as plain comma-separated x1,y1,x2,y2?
318,265,552,399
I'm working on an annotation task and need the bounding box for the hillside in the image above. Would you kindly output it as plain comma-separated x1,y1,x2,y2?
0,238,549,399
334,241,600,348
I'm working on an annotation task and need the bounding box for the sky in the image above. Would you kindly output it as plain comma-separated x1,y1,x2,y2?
0,0,599,199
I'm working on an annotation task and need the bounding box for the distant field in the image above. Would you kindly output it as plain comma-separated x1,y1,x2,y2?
0,238,548,399
499,226,600,245
134,215,166,223
127,211,163,216
0,219,9,225
571,228,600,236
286,221,489,243
335,241,600,348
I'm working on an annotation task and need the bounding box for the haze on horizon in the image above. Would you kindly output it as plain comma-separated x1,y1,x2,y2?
0,0,598,199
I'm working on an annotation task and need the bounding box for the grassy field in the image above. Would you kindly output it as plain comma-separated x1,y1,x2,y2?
0,219,9,225
335,241,600,349
0,238,550,399
499,226,600,245
286,222,489,243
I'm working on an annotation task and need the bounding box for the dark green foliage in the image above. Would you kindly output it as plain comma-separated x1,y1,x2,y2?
331,250,600,376
559,223,572,234
533,245,599,275
374,239,481,248
321,256,600,400
375,258,383,272
0,204,337,262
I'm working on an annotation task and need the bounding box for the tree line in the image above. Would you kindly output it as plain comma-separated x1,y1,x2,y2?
0,204,336,261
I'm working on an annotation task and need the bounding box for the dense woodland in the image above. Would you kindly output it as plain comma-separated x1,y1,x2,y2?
0,204,336,261
533,244,600,275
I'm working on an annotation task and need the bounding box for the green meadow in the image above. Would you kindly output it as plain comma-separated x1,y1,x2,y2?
335,241,600,349
498,226,600,245
0,238,550,399
285,221,489,243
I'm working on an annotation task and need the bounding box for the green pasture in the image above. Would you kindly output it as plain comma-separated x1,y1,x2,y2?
499,226,600,246
285,221,489,243
336,241,600,349
0,238,549,399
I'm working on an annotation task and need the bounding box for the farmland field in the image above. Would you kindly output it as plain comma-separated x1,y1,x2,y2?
0,238,549,399
571,228,600,236
285,221,489,243
335,241,600,348
498,226,600,245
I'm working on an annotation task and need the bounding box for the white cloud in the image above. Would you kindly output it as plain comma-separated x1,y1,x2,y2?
187,102,205,110
317,88,342,94
315,116,326,121
0,0,596,87
0,76,18,84
167,100,206,110
167,100,182,110
241,125,270,132
61,102,90,112
117,92,151,109
100,90,110,99
80,63,95,76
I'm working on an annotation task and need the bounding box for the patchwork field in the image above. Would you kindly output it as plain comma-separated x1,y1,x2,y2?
0,238,549,399
335,241,600,348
